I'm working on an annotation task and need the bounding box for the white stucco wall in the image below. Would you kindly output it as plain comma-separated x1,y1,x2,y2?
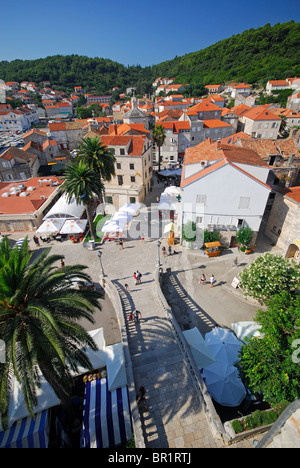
181,163,270,231
234,163,270,183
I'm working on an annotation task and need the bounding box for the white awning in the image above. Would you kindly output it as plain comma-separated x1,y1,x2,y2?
81,378,132,448
105,342,127,392
0,410,50,448
43,194,85,220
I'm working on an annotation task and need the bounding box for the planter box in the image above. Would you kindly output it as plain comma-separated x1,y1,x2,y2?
224,414,273,445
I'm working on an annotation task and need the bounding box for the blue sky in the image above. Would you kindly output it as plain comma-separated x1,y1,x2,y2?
1,0,299,66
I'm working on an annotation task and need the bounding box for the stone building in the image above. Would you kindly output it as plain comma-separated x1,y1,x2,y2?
100,134,153,209
264,186,300,261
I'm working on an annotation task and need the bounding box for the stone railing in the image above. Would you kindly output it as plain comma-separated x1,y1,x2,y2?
155,266,226,442
101,276,146,448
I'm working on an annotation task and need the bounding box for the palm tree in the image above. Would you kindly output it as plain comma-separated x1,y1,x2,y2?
62,160,105,241
0,238,103,428
152,124,166,173
77,137,116,183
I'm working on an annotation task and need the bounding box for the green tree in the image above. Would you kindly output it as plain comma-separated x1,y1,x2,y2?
239,253,300,301
238,291,300,403
0,237,103,428
76,106,92,119
152,124,166,173
62,160,105,241
77,137,116,183
236,226,253,249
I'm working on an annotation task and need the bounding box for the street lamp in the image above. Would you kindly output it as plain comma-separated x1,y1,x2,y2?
156,240,161,267
97,251,105,277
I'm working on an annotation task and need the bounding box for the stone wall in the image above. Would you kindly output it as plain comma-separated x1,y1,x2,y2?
264,192,300,259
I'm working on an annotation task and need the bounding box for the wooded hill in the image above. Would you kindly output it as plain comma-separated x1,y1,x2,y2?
0,21,299,96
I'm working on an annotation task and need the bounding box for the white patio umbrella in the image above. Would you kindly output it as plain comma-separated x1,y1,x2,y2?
205,327,242,365
183,328,216,369
164,186,180,196
36,218,65,234
158,200,179,211
119,203,141,215
112,212,133,222
203,363,246,407
60,219,87,234
231,321,262,342
102,220,125,233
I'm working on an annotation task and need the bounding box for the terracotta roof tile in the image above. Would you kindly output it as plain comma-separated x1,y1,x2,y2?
243,106,281,121
184,138,269,167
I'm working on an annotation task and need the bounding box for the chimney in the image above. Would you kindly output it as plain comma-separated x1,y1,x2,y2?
216,138,221,151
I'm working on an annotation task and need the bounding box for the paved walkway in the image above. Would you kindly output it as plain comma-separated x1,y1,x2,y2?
100,235,219,448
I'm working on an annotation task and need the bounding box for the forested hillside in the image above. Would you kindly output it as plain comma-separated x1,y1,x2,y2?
152,21,300,94
0,21,299,95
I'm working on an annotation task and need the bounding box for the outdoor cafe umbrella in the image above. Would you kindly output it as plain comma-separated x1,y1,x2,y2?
203,362,246,407
164,186,180,197
183,328,216,369
231,321,262,342
60,218,87,234
205,327,242,365
36,218,65,235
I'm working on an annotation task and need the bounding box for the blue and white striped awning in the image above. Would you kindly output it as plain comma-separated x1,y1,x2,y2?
81,378,132,448
0,410,49,448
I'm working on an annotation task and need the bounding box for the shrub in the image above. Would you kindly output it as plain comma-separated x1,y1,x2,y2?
182,221,196,242
231,402,289,434
232,420,244,433
239,253,300,301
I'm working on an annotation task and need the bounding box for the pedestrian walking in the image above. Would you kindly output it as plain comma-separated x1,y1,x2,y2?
136,271,142,284
61,259,65,268
133,272,137,285
133,309,142,323
124,283,129,293
232,256,238,267
200,273,206,285
129,311,134,322
33,235,40,246
162,246,166,257
136,386,147,411
210,274,215,288
141,233,145,243
168,245,172,256
119,238,124,249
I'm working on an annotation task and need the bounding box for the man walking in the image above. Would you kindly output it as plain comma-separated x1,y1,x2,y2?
134,309,142,323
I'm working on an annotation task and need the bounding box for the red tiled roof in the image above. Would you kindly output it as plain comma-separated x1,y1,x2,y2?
100,134,147,156
183,138,269,167
202,119,231,128
268,80,289,86
284,186,300,204
187,100,221,115
243,106,281,121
